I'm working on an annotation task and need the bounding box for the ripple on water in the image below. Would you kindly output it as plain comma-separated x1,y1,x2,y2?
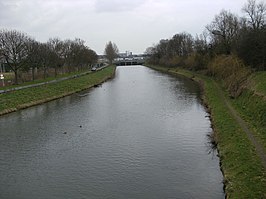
0,66,224,199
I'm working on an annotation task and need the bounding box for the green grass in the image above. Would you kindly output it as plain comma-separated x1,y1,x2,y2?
202,78,266,199
2,69,92,90
249,72,266,96
147,65,266,198
0,66,115,115
230,74,266,150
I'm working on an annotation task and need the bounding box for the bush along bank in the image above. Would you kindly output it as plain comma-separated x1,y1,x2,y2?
0,66,116,116
147,65,266,198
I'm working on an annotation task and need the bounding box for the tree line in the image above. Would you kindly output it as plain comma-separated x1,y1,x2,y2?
146,0,265,97
0,30,98,84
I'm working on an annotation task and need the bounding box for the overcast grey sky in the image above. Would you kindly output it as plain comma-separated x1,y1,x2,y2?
0,0,248,54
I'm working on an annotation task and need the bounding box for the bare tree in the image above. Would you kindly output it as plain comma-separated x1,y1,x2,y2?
104,41,119,64
169,32,194,57
194,33,208,55
206,10,240,54
25,39,42,81
61,39,73,72
70,38,86,70
144,46,155,55
85,48,98,67
145,32,194,66
242,0,266,30
145,45,161,64
0,29,31,84
38,43,54,79
47,38,65,77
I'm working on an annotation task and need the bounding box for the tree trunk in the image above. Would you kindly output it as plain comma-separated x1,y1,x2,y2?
54,66,58,77
43,67,47,79
14,70,18,85
32,67,35,81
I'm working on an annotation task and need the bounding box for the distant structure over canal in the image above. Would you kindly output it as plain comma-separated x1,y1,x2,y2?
98,51,148,66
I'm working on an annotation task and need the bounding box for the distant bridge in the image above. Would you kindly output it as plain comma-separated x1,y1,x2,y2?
113,57,145,66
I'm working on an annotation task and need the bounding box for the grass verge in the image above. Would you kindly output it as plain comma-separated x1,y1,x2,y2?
231,89,266,150
229,71,266,151
1,69,92,90
249,72,266,96
0,66,115,115
147,65,266,198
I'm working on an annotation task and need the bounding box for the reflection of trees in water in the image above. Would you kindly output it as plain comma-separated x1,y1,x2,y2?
149,69,204,115
168,75,202,109
174,74,201,96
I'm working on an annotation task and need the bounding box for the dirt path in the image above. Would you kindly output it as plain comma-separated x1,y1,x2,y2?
214,82,266,169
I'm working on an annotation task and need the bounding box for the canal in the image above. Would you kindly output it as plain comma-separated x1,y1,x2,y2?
0,66,224,198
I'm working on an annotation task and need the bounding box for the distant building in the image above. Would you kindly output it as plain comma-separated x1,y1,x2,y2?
118,51,133,58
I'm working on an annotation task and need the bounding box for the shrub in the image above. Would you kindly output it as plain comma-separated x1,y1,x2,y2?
184,53,209,71
168,55,185,67
208,55,251,97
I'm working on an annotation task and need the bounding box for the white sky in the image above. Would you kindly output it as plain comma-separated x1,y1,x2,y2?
0,0,248,54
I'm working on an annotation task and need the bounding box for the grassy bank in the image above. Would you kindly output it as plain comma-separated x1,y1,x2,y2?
147,65,266,198
1,69,92,90
230,72,266,150
0,66,116,115
248,72,266,96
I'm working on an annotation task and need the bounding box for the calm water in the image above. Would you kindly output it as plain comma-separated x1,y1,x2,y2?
0,66,224,199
